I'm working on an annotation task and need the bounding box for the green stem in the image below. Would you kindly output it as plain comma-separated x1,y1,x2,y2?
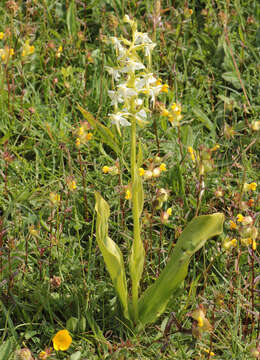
131,116,140,323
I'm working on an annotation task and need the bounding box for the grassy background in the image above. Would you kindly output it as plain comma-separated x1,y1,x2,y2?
0,0,259,359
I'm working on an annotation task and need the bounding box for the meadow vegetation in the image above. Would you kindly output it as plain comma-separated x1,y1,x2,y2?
0,1,259,359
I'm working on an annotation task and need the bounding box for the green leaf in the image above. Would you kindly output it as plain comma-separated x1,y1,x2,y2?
181,125,193,147
222,71,242,89
137,213,224,329
0,340,12,360
78,105,121,156
192,107,215,135
70,351,82,360
66,0,78,37
94,192,130,320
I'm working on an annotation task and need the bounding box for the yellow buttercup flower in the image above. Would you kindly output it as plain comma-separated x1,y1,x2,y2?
0,32,4,40
52,329,72,351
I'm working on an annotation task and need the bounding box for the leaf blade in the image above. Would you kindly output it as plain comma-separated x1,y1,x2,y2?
137,213,224,328
94,192,130,321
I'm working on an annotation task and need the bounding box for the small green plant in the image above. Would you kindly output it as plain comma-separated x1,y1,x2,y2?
81,15,225,331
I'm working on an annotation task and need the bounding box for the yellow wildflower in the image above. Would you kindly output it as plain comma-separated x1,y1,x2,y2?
166,207,172,216
210,144,220,152
56,45,62,58
156,78,162,86
231,238,237,246
67,180,77,191
223,238,237,250
241,237,252,247
102,166,111,174
171,102,181,114
75,138,80,147
29,225,38,237
78,127,84,136
236,214,244,222
247,199,254,207
52,329,72,351
197,315,204,327
244,182,257,192
22,40,35,57
187,146,196,162
252,240,256,251
249,182,257,191
159,163,166,172
202,348,215,356
229,220,237,230
49,192,60,205
39,351,48,359
0,46,14,61
139,167,145,176
125,189,132,200
0,32,4,40
160,84,169,93
85,132,93,141
161,108,169,117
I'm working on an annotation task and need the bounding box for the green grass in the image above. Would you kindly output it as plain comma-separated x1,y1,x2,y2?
0,0,259,359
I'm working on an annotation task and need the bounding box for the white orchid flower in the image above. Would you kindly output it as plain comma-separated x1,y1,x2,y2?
108,90,123,107
117,83,137,101
109,112,131,127
105,66,121,82
121,59,145,73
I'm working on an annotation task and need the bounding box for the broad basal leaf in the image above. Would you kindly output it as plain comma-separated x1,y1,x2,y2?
137,213,224,329
95,192,130,320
